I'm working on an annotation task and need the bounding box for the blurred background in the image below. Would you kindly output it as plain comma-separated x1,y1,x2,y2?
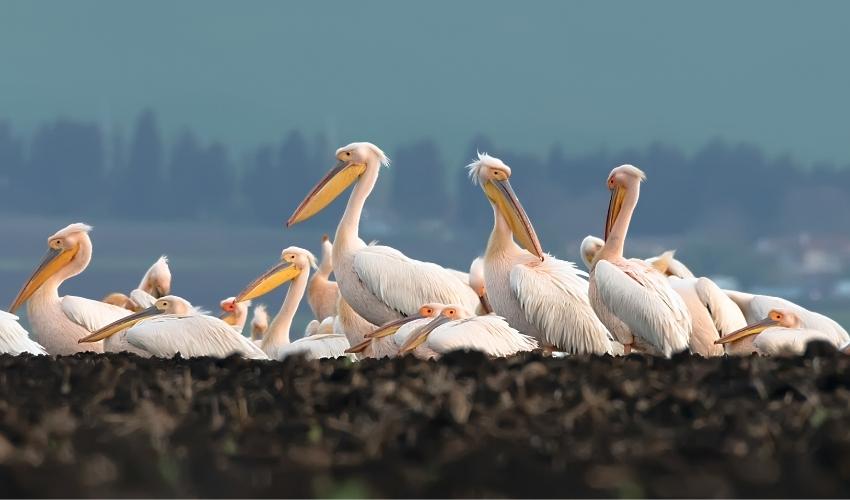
2,0,850,332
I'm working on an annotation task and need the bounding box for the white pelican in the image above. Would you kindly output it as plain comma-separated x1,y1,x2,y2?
580,235,695,279
337,296,388,358
286,142,479,326
101,256,172,312
715,308,846,356
0,310,47,355
102,292,133,310
234,246,350,360
307,234,340,321
8,223,140,355
79,295,268,359
220,297,250,333
468,257,493,315
589,166,691,357
398,304,537,358
467,154,613,354
251,304,269,342
349,303,444,358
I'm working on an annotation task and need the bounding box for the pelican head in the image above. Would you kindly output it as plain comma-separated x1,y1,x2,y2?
605,165,646,241
398,304,473,354
287,142,389,227
10,223,93,313
219,296,250,326
140,256,171,298
580,235,605,271
715,309,800,346
78,295,193,343
467,153,543,260
363,303,443,340
234,246,317,302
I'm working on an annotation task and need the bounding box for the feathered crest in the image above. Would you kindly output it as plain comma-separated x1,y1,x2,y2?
466,152,510,185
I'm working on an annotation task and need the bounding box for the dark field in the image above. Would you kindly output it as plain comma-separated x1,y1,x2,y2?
0,348,848,498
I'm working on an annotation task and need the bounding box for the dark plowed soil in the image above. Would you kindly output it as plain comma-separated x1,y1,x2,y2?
0,344,849,498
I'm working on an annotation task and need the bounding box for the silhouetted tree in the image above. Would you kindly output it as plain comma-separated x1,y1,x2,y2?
115,109,164,218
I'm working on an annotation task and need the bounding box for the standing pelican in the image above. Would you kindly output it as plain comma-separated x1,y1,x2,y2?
467,154,613,354
8,223,137,355
307,235,340,321
251,304,269,342
220,297,250,333
234,246,350,360
468,257,493,315
286,142,479,325
580,235,695,279
398,304,538,359
715,308,846,356
589,166,691,357
79,296,267,359
0,311,47,355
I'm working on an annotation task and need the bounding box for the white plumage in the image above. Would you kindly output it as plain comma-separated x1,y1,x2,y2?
669,277,747,356
270,331,353,360
0,311,47,355
62,295,149,356
717,308,847,356
126,314,268,359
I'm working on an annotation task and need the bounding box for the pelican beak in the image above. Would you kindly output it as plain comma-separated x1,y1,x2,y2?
605,185,627,241
344,338,373,354
235,261,300,302
714,318,779,345
479,293,493,315
287,160,367,227
484,179,544,260
398,315,451,355
219,312,238,325
364,314,424,339
9,245,79,313
78,305,163,343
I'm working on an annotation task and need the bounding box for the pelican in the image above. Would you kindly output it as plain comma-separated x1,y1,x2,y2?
580,236,741,356
589,166,691,357
220,297,250,333
0,310,47,355
398,304,537,358
307,234,340,321
349,303,443,357
337,296,388,358
467,154,613,354
716,308,846,356
102,256,172,312
234,246,350,360
469,257,493,315
251,304,269,342
580,235,695,279
78,295,267,359
102,292,133,310
286,142,479,326
8,223,142,355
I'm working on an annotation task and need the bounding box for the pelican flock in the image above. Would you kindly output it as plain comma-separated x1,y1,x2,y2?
1,141,846,360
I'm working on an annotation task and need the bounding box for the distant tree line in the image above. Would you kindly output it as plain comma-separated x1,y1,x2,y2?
1,109,849,242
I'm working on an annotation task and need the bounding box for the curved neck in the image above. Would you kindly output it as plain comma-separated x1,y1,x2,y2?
262,269,309,351
317,240,333,278
485,203,521,258
599,186,639,261
334,159,381,247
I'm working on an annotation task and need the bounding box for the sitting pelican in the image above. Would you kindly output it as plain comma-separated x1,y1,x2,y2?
307,235,340,321
220,297,250,334
251,304,269,343
78,296,267,359
349,303,444,357
715,308,847,356
580,236,742,356
286,142,478,326
398,304,537,358
102,256,173,311
234,246,351,360
467,154,613,354
9,223,138,355
0,311,47,355
588,166,691,357
468,257,492,315
337,296,388,358
580,236,695,279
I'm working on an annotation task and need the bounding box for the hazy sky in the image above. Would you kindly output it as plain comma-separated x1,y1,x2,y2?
2,0,849,165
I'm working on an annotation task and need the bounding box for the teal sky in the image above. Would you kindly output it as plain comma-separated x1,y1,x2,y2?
1,0,849,166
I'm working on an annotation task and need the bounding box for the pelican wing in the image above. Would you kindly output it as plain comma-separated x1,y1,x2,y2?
692,278,747,336
754,328,841,356
352,245,479,316
126,315,268,359
275,333,351,360
0,315,47,355
61,296,132,332
593,260,691,356
510,257,613,354
429,315,537,357
129,289,157,309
